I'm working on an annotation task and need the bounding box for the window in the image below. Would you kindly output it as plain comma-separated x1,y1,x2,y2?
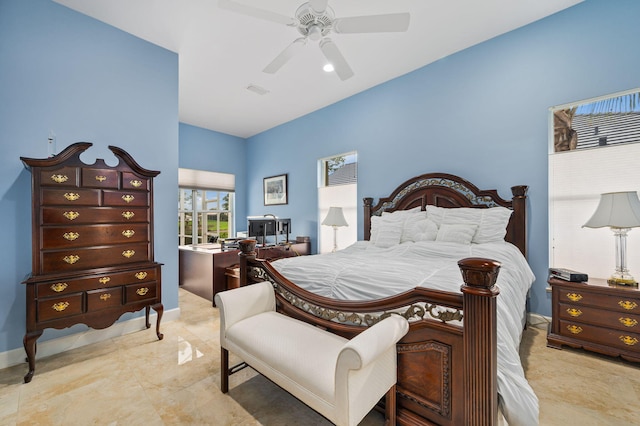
178,189,234,246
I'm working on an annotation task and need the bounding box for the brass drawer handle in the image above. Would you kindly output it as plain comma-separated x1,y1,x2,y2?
63,211,80,220
122,194,135,203
122,211,135,220
63,232,79,241
51,174,69,183
136,287,149,296
619,317,638,328
135,272,148,280
619,300,638,310
566,308,582,317
122,229,135,238
51,282,68,292
100,293,111,301
567,325,583,334
130,179,142,188
620,335,639,346
52,301,69,312
63,255,80,264
99,277,111,284
64,192,80,201
95,175,107,182
122,250,135,258
567,293,583,302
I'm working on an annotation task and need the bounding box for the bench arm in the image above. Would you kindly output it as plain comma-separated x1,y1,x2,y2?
215,281,276,335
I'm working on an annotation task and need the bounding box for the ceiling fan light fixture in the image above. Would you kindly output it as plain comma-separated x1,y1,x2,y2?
323,63,334,72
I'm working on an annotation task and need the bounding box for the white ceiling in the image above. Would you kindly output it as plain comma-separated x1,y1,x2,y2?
53,0,582,138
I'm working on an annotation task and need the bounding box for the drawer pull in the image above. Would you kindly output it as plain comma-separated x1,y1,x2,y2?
567,293,583,302
52,301,69,312
51,174,69,183
136,287,149,296
122,229,135,238
63,211,80,221
130,179,143,188
122,211,135,220
620,335,639,346
122,250,135,258
567,325,583,334
99,293,111,301
63,232,79,241
619,300,638,310
95,175,107,182
122,194,135,203
619,317,638,328
51,282,68,292
63,255,80,264
99,277,111,284
135,272,148,280
566,308,582,317
64,192,80,201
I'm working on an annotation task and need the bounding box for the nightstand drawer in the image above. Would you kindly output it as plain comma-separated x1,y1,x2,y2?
559,320,640,352
559,302,640,332
559,290,640,313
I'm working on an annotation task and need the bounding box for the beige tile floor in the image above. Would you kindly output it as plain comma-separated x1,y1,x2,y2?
0,288,639,425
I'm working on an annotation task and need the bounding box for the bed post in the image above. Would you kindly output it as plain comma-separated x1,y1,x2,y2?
363,197,373,241
458,257,501,426
238,239,257,287
510,185,528,258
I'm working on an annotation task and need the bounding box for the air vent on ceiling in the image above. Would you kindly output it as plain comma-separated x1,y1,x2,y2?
246,84,269,95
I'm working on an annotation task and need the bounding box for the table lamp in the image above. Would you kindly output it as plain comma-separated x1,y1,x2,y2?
583,191,640,285
322,206,348,252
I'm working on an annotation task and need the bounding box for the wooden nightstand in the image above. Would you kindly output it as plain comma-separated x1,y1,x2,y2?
547,277,640,362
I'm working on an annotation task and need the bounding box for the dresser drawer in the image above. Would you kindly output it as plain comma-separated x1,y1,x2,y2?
87,287,123,312
103,190,149,207
40,167,79,187
558,289,640,313
37,293,83,322
559,302,640,332
37,267,158,297
125,282,157,304
40,243,150,274
559,320,640,353
41,224,149,249
42,207,149,224
41,188,101,206
81,168,119,189
122,172,149,191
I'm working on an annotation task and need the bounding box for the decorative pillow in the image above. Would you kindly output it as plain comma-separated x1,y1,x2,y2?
381,206,423,218
426,205,512,244
369,215,403,248
402,217,438,242
371,208,426,244
436,223,477,244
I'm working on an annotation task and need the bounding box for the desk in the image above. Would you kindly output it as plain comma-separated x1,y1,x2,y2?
179,245,239,306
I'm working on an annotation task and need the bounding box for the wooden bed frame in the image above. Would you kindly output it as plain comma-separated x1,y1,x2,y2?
237,172,528,426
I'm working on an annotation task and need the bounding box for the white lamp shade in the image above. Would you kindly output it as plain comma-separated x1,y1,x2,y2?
583,191,640,229
322,207,348,227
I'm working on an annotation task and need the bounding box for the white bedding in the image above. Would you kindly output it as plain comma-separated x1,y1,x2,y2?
270,240,538,426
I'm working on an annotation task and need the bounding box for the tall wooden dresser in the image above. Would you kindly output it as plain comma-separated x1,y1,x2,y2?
20,142,163,383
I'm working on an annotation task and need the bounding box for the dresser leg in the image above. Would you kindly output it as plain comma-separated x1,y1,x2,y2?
152,303,164,340
23,330,43,383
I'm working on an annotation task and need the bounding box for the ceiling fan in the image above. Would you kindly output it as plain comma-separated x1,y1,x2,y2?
219,0,410,81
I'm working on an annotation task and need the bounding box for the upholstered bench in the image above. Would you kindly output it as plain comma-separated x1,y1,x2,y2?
215,281,409,426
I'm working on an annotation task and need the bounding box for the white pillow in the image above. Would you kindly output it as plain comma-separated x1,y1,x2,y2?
381,206,423,218
371,208,427,244
426,205,512,244
436,223,477,244
402,217,439,242
370,215,403,248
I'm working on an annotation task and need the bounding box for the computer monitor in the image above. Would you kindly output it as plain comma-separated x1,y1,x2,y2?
247,217,291,245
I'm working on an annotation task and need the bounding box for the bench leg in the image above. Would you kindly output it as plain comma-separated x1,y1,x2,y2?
221,347,229,393
384,384,397,426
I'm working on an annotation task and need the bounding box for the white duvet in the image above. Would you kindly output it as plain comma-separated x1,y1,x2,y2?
270,240,538,426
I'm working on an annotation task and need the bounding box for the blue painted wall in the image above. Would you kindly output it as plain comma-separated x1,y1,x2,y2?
246,0,640,317
178,123,247,231
0,0,178,353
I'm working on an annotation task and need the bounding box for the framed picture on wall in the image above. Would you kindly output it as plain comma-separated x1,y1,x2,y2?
264,174,288,206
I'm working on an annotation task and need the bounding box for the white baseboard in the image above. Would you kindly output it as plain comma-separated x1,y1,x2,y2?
0,307,180,371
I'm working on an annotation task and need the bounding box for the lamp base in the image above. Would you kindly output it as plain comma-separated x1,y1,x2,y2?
607,272,638,287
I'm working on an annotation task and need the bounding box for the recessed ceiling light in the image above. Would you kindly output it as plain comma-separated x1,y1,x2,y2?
323,63,334,73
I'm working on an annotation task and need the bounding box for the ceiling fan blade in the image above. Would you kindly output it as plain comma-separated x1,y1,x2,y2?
319,38,354,81
309,0,329,14
263,38,307,74
218,0,295,26
333,13,410,33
